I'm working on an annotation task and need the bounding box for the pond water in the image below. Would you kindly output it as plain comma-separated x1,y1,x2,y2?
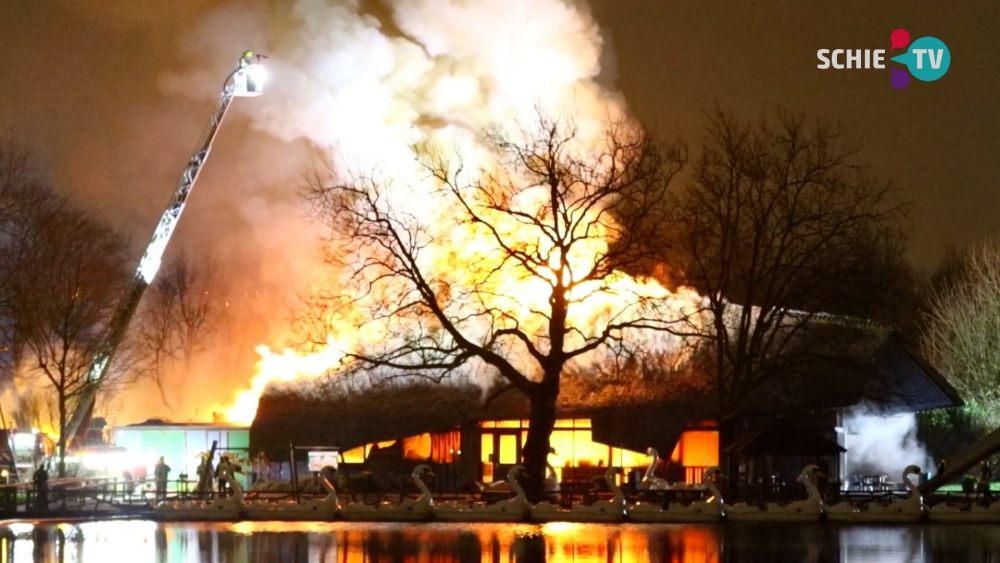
4,520,1000,563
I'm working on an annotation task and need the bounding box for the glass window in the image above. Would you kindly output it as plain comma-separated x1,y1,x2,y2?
549,431,573,466
342,446,365,464
403,434,432,461
573,429,607,467
496,420,521,428
554,419,573,428
499,435,518,464
480,421,496,428
481,434,494,463
611,447,651,469
680,431,719,467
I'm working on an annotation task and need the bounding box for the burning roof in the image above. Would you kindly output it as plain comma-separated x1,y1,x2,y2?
251,328,959,459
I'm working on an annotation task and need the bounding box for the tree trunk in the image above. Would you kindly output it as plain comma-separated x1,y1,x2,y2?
521,387,558,503
57,397,67,478
718,416,737,500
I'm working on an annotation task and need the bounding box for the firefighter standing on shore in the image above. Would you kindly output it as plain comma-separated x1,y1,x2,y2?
154,457,171,501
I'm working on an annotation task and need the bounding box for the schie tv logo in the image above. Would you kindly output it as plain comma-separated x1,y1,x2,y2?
817,28,950,89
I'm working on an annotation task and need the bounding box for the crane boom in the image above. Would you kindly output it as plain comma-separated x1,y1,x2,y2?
63,53,266,447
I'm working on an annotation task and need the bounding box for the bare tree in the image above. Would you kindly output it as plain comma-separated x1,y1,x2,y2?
665,109,902,459
16,197,132,475
300,114,688,499
136,250,219,409
136,274,180,409
11,390,55,433
171,251,218,374
0,137,49,385
922,240,1000,429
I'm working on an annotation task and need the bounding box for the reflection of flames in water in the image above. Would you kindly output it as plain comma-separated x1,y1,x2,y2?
229,522,720,563
7,521,723,563
204,0,707,424
14,519,973,562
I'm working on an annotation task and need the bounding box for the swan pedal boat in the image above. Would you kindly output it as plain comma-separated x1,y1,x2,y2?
155,474,245,521
243,474,340,521
436,466,529,522
927,501,1000,523
826,465,924,523
637,447,670,491
725,465,823,523
339,465,435,522
531,467,626,523
627,467,725,523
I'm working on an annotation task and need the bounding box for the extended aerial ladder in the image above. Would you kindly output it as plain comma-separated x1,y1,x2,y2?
62,52,267,448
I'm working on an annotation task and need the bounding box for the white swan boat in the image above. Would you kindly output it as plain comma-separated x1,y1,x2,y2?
436,466,529,522
827,465,923,523
638,448,670,490
726,465,823,523
477,461,560,496
155,474,244,521
628,467,725,523
532,467,626,523
928,500,1000,523
243,474,340,521
340,465,435,522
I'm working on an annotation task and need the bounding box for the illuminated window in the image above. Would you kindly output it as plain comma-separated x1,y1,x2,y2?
686,467,707,485
481,434,494,463
572,429,608,467
480,421,495,428
430,431,461,463
574,419,592,429
402,434,431,461
495,420,521,428
342,446,365,464
611,447,651,468
680,431,718,468
554,419,574,428
499,435,517,464
549,431,574,466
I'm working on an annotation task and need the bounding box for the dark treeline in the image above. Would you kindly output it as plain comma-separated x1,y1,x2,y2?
0,136,221,475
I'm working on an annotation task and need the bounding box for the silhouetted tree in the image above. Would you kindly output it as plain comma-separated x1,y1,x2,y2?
300,113,689,500
137,250,220,410
664,109,904,463
12,191,132,475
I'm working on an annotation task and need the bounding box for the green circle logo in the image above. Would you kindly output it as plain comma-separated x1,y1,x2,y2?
890,36,950,82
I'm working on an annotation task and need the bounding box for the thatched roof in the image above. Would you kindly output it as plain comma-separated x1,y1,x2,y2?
251,382,481,459
250,329,960,458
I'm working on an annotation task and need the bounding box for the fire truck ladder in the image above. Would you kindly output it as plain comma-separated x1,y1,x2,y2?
62,53,267,447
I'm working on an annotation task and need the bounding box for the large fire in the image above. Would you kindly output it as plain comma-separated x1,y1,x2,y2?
174,0,707,424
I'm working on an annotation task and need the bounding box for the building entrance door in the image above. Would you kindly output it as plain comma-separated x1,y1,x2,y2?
491,430,523,482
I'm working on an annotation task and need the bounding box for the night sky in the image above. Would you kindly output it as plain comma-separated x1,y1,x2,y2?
1,0,997,272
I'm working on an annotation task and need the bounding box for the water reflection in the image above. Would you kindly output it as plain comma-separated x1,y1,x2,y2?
4,520,1000,562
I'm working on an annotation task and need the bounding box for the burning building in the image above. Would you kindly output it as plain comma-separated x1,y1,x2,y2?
249,327,960,489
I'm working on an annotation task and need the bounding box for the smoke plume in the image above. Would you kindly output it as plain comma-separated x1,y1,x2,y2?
844,411,933,478
152,0,656,421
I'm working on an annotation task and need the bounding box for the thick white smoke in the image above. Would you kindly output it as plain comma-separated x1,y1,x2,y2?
844,411,933,479
154,0,667,420
161,0,624,175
